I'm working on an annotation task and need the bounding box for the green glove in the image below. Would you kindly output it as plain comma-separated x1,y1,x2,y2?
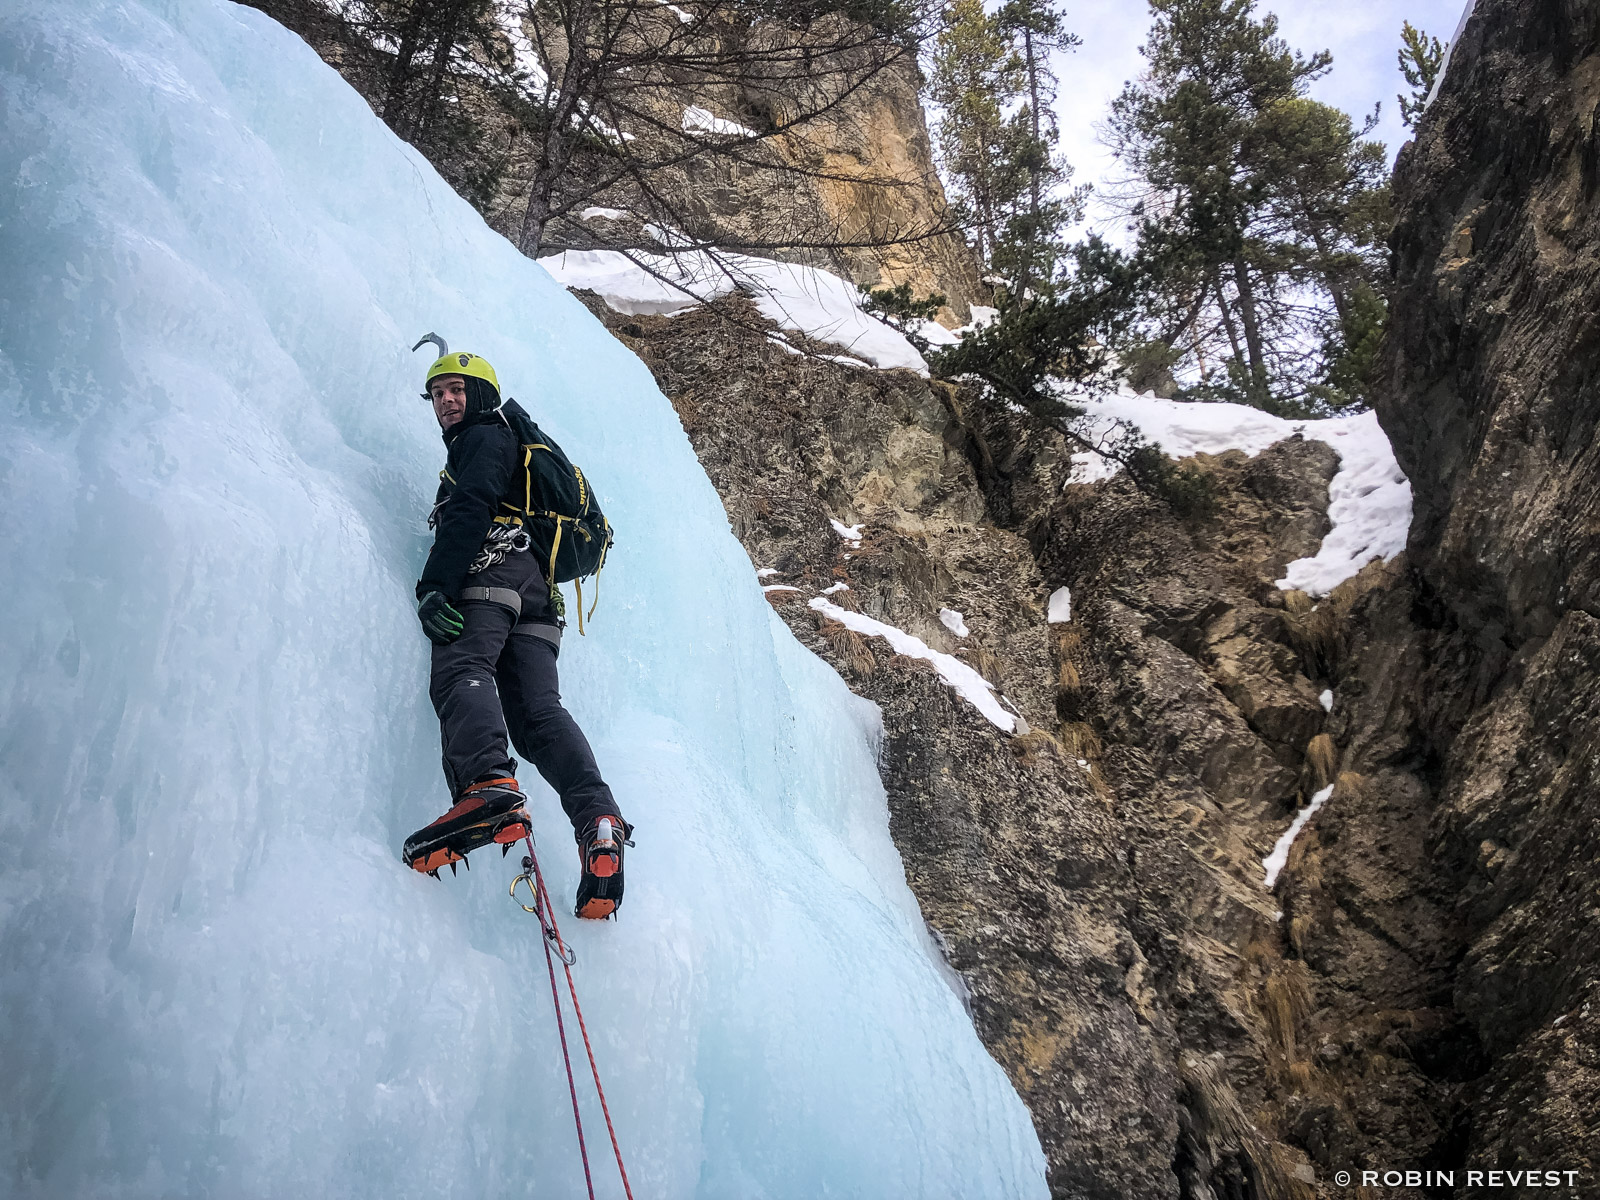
418,591,465,645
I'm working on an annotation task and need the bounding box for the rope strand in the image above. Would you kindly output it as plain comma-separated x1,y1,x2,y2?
524,834,634,1199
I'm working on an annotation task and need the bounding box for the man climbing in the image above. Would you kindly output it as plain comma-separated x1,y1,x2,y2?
402,342,631,920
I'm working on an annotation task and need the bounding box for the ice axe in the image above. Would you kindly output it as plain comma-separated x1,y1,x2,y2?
413,332,448,400
412,332,449,357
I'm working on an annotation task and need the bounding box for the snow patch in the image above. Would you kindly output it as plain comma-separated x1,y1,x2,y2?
809,599,1016,732
940,608,969,638
1263,785,1336,889
1062,390,1410,596
541,248,936,371
821,582,850,595
1319,688,1334,713
756,567,780,578
578,205,629,222
682,105,757,139
1425,0,1478,110
1047,587,1072,624
830,519,864,544
762,584,800,593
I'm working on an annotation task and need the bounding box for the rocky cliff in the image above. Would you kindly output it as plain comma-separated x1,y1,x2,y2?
584,288,1450,1197
249,0,984,320
1358,0,1600,1177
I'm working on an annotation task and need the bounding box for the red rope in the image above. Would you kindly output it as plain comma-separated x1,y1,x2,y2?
525,834,635,1200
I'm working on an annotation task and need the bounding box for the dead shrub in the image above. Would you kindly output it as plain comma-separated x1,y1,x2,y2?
816,617,876,677
1301,733,1339,792
1010,727,1063,767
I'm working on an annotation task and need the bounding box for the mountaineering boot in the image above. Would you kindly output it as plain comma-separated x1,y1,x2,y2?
575,815,632,919
404,778,531,875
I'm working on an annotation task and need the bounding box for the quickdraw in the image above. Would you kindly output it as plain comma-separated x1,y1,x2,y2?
510,832,634,1200
466,522,531,576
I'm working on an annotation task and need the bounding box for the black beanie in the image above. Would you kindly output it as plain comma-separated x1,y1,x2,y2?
463,374,501,416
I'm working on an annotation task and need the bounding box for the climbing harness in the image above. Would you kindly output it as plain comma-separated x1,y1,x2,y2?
510,833,634,1200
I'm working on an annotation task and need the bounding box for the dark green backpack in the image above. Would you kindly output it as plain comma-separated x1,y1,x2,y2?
497,398,614,628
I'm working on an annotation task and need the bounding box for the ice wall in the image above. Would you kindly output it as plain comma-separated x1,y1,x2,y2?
0,3,1048,1196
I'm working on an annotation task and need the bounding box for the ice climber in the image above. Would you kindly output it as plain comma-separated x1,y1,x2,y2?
401,341,632,919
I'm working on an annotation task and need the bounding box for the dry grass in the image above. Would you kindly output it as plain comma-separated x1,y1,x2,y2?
1011,727,1063,766
1057,721,1103,761
960,643,1003,685
816,616,876,677
1054,624,1084,696
1302,733,1339,792
1281,589,1314,615
1260,969,1312,1061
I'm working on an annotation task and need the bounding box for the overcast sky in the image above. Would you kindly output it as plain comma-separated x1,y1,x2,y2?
1052,0,1471,235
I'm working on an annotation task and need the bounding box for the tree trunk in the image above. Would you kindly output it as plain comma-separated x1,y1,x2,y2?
1210,269,1245,369
1019,25,1043,294
382,0,431,127
417,1,467,139
1231,257,1270,399
1306,220,1349,325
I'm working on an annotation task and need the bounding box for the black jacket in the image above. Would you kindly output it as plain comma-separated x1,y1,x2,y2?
417,410,518,601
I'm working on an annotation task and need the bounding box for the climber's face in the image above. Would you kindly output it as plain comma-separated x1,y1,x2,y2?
430,374,467,429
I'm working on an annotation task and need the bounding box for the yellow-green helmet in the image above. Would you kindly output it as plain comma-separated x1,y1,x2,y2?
414,334,502,417
425,351,499,395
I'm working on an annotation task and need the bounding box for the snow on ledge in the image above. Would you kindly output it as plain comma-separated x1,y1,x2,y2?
1263,784,1335,889
1063,388,1411,597
830,518,864,544
809,598,1016,732
1047,587,1072,623
682,105,758,139
540,247,958,371
940,608,969,637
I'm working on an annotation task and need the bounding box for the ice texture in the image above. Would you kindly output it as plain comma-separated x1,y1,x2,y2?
0,3,1048,1198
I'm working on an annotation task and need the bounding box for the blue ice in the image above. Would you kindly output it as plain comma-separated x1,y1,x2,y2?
0,1,1048,1196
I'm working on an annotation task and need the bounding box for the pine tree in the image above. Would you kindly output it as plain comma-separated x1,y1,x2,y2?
989,0,1083,297
927,0,1083,298
1397,20,1445,129
1103,0,1389,414
927,0,1028,269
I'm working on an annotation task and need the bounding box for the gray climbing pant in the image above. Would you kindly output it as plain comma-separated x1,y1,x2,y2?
428,551,620,836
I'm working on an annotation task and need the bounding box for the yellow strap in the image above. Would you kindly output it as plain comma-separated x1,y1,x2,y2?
575,576,585,636
547,519,564,587
585,519,610,626
523,447,532,517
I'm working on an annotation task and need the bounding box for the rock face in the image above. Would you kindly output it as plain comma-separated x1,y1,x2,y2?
587,289,1426,1197
249,0,984,319
1356,0,1600,1177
